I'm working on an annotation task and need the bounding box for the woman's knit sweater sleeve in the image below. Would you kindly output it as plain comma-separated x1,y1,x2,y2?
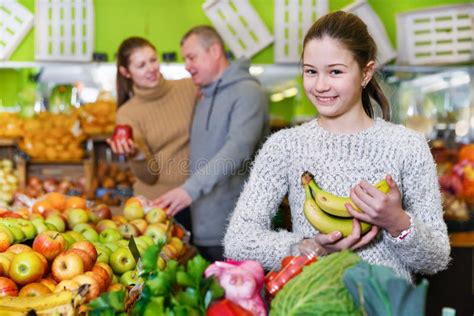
383,133,451,274
224,131,304,270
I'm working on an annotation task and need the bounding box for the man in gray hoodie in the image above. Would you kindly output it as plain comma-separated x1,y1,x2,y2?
154,25,268,261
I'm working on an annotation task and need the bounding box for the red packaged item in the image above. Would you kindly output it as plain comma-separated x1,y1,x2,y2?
207,299,253,316
265,254,317,297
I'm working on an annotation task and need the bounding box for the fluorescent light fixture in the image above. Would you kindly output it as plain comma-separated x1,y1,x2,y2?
271,93,284,102
282,87,298,98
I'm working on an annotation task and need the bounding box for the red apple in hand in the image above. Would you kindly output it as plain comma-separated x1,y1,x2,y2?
112,125,133,145
0,276,18,296
33,231,66,261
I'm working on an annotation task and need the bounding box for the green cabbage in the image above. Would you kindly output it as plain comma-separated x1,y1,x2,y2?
270,250,363,316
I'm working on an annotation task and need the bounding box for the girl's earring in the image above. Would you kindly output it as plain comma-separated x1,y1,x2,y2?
362,79,369,89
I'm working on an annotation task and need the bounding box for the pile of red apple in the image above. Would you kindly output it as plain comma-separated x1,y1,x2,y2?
0,238,117,301
17,176,86,200
0,193,189,300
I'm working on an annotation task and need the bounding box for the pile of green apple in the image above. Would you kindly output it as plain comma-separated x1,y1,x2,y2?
59,196,186,284
0,218,37,252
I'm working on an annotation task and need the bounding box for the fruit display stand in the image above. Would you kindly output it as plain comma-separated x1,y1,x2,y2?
15,157,95,198
0,193,200,314
0,138,19,161
0,138,18,147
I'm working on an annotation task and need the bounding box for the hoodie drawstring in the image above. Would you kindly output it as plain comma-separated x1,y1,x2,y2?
206,78,222,130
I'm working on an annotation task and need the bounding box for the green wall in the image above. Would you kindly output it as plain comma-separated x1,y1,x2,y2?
1,0,471,107
6,0,471,63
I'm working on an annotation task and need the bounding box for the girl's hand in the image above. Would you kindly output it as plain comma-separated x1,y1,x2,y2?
106,137,138,157
297,220,380,256
347,174,411,237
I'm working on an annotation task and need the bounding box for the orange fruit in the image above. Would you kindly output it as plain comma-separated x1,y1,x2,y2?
16,207,30,219
66,196,87,210
124,197,143,208
46,192,67,212
32,199,54,215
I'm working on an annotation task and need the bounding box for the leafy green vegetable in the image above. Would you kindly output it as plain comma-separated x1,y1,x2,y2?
270,250,364,316
343,261,429,316
186,255,210,285
131,253,224,315
141,241,165,277
88,289,127,316
143,296,165,316
89,237,224,316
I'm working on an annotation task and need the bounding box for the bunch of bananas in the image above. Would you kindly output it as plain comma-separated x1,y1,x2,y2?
301,171,390,237
0,290,83,315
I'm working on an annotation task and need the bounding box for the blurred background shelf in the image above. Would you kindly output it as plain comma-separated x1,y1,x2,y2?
0,138,18,146
16,157,94,197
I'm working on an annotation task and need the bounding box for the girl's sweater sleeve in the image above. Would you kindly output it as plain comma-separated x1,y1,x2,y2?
224,131,304,270
383,133,450,274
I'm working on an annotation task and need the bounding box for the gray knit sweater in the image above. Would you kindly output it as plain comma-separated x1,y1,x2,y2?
224,118,450,281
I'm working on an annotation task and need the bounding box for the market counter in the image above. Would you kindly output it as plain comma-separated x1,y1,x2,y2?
449,231,474,247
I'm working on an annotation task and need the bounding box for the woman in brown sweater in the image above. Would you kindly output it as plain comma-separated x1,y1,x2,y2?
108,37,197,228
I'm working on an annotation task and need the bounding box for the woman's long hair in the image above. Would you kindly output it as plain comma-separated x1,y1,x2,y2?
116,37,156,106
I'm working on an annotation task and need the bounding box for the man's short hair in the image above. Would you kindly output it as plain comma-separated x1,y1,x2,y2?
180,25,225,51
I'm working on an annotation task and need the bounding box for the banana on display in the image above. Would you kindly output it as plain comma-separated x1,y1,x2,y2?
301,171,388,237
0,290,80,315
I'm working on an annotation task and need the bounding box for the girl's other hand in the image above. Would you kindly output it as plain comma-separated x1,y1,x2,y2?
348,174,411,237
306,220,379,255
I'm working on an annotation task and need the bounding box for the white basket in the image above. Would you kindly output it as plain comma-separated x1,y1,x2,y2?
274,0,329,64
396,4,474,65
35,0,94,62
0,0,34,61
344,0,397,66
202,0,273,58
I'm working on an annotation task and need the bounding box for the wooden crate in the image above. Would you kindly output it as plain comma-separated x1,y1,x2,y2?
16,157,95,197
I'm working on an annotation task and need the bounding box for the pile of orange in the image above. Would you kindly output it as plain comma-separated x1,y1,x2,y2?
32,194,87,214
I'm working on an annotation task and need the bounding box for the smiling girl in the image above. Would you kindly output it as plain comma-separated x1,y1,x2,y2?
224,11,450,281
